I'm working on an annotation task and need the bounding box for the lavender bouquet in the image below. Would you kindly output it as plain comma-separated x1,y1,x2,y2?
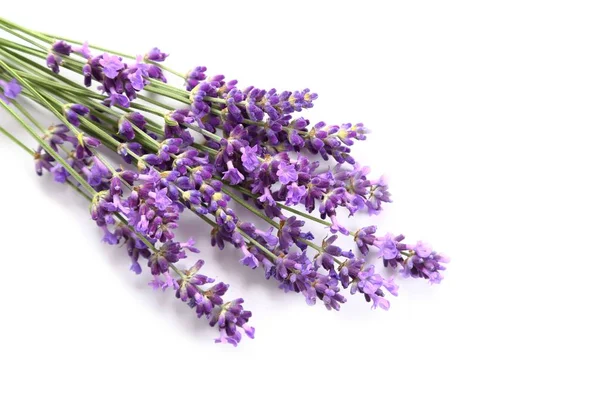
0,17,449,346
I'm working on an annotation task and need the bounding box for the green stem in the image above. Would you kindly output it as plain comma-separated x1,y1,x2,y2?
0,125,34,155
148,61,185,79
1,101,95,195
0,17,54,43
0,37,47,58
0,23,47,50
221,187,278,228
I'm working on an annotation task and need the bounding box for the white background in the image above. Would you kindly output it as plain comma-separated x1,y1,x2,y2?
1,1,599,399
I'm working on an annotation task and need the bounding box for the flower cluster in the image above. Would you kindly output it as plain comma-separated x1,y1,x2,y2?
0,21,449,346
41,41,449,304
47,40,167,108
34,122,253,346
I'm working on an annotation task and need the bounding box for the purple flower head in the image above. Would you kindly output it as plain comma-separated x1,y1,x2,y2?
0,79,21,104
338,260,397,309
118,117,135,141
403,242,449,284
256,227,279,248
130,261,142,275
46,54,61,73
240,145,260,172
314,235,346,272
278,216,312,251
82,63,93,86
207,296,254,345
73,41,92,59
51,40,72,56
147,64,166,82
277,163,298,185
413,241,432,258
223,161,244,185
99,53,124,79
64,104,90,127
148,187,172,211
87,156,110,187
309,274,346,310
50,164,68,183
367,177,392,215
183,190,202,205
128,68,146,91
285,182,307,205
145,48,169,62
375,233,399,260
105,89,130,108
355,226,377,256
75,134,100,160
185,66,207,90
148,240,189,275
175,261,215,302
240,245,259,269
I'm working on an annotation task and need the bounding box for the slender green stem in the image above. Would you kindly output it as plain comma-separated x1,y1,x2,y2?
0,37,47,57
221,187,278,228
0,55,85,136
11,101,46,132
1,101,95,195
0,17,54,43
0,124,92,201
0,125,34,155
0,23,47,51
148,61,185,79
144,84,189,103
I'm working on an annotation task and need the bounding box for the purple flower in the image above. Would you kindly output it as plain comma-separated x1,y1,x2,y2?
403,243,449,284
278,216,312,251
106,89,130,108
285,182,306,205
51,40,72,56
0,79,21,103
413,241,432,258
185,66,207,90
130,261,142,275
50,164,68,183
145,48,169,62
175,261,214,302
148,276,164,290
45,52,63,74
45,53,60,73
99,53,124,79
375,233,399,260
148,187,172,211
64,104,90,126
73,41,92,59
87,157,110,187
128,69,145,91
240,246,259,269
211,298,254,347
240,145,260,171
366,177,392,215
355,226,377,256
276,163,298,185
223,161,244,185
338,260,398,310
118,117,135,141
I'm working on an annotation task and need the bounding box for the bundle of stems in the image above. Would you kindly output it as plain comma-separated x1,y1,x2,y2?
0,17,448,345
